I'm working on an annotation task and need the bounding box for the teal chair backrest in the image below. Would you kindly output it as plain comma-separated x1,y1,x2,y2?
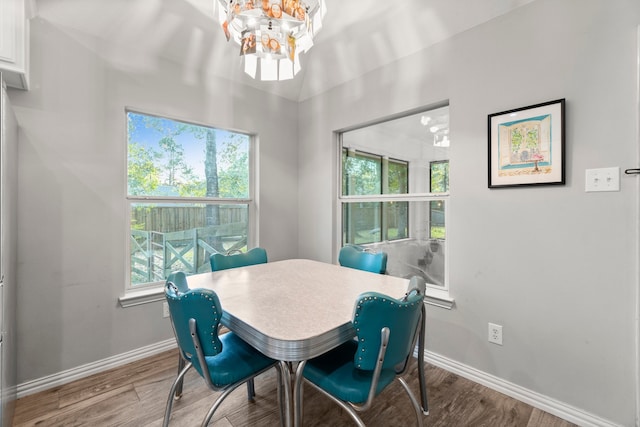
352,290,423,371
210,247,268,271
166,271,189,293
165,284,224,363
338,245,387,274
404,275,426,300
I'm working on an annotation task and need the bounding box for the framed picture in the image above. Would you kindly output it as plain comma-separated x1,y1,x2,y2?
488,99,565,188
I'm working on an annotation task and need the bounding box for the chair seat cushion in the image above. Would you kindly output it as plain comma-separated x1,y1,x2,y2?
191,332,275,388
302,340,396,404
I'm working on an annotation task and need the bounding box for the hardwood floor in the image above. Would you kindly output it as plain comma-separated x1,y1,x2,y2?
13,349,576,427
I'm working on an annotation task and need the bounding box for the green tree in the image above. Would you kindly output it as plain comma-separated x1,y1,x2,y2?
218,135,249,198
525,127,539,150
127,142,161,196
342,150,381,195
205,129,220,226
511,128,523,152
141,117,203,196
387,161,407,194
430,161,449,193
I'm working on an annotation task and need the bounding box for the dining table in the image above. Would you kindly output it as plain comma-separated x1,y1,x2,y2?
187,258,428,426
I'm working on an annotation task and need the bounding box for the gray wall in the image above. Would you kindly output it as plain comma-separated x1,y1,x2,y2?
8,7,299,383
2,79,19,427
298,0,639,425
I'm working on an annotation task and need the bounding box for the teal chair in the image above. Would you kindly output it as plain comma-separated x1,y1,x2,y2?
338,245,388,274
294,278,426,427
210,247,268,271
209,246,268,399
165,272,190,400
166,271,189,292
163,283,284,427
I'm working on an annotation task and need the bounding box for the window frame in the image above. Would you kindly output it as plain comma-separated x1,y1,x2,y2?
121,109,257,302
341,148,410,244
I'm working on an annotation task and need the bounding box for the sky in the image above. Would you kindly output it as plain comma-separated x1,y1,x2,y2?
127,111,249,181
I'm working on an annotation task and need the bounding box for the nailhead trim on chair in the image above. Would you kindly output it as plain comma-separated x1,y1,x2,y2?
353,294,422,369
171,290,222,351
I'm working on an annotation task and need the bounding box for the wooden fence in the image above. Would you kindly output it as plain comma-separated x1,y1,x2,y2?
131,205,247,233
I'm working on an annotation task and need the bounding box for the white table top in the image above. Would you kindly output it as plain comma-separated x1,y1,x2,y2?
187,258,409,361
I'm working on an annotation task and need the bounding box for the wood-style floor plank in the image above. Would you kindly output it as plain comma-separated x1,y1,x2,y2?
57,350,177,408
13,349,577,427
527,409,577,427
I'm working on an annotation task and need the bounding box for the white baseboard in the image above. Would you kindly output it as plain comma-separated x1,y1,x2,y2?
423,350,621,427
16,339,177,399
13,341,621,427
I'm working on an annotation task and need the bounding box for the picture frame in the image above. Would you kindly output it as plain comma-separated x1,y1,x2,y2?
488,99,565,188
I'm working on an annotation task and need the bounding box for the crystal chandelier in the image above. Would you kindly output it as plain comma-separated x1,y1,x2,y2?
214,0,327,81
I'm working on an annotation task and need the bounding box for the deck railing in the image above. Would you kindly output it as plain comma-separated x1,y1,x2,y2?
130,223,247,284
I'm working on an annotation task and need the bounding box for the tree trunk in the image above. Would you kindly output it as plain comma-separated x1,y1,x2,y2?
205,130,220,226
204,130,223,255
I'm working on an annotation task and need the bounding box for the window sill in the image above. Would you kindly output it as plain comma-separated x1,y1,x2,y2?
119,287,164,308
424,288,455,310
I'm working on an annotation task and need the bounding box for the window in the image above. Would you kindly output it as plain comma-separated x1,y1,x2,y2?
342,150,408,243
429,160,449,239
126,111,254,289
339,105,449,290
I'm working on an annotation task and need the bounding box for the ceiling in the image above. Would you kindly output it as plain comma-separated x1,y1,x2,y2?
344,106,451,164
36,0,535,101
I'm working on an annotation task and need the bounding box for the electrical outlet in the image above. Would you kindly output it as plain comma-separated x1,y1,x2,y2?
488,323,503,345
163,302,170,318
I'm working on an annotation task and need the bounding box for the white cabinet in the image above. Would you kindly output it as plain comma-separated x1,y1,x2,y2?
0,0,30,89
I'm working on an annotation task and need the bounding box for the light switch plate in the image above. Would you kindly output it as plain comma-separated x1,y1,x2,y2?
585,167,620,192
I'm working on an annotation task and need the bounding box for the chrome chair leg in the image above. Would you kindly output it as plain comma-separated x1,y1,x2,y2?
174,356,186,399
417,304,429,415
247,379,256,401
164,361,192,427
201,386,239,427
398,377,424,427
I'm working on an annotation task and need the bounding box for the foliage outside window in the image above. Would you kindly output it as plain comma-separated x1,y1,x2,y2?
342,149,408,244
127,111,252,288
429,161,449,239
